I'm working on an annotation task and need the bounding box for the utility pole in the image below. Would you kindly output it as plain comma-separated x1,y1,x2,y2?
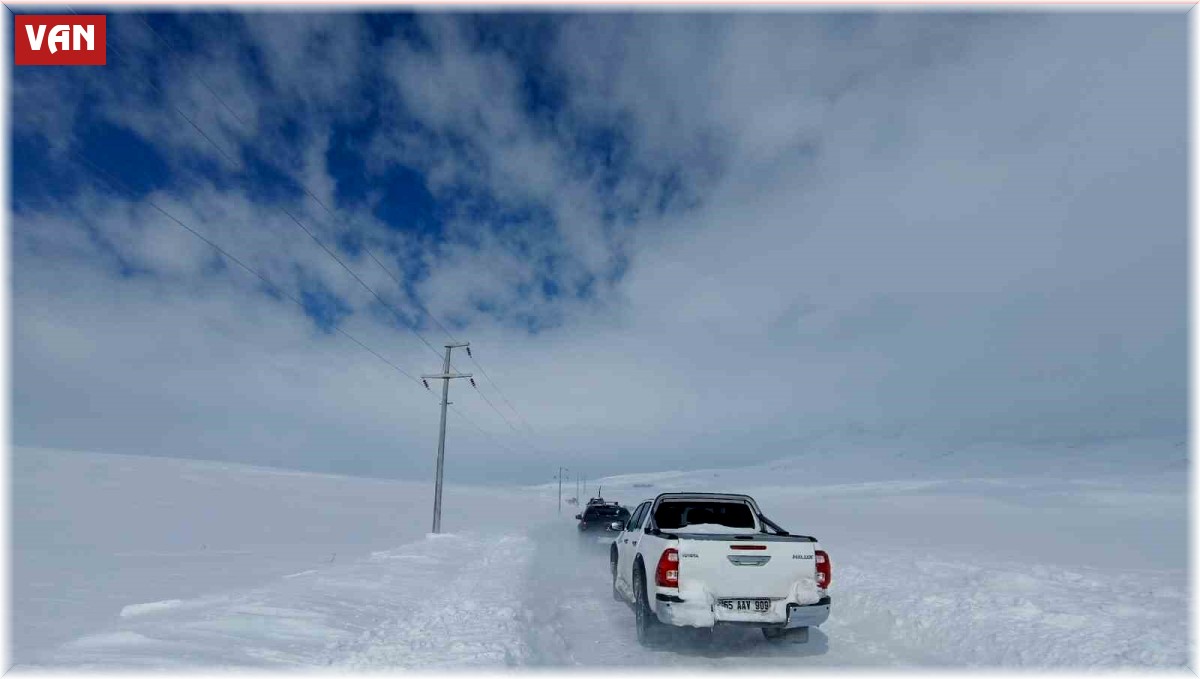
422,342,471,534
555,467,568,516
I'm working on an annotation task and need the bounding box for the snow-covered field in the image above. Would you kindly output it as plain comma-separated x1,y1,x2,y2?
11,447,544,662
11,443,1189,669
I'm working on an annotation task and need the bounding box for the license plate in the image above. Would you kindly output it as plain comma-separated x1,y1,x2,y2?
719,598,771,612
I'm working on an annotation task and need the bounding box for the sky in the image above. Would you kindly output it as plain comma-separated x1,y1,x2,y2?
9,11,1187,484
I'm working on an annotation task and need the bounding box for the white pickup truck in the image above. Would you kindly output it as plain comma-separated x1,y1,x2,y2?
608,492,831,646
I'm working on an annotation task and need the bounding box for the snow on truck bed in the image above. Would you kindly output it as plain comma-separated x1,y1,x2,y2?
11,444,1188,669
668,523,758,534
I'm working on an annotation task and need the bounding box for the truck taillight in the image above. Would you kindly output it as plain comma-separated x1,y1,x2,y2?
815,549,831,589
655,548,679,588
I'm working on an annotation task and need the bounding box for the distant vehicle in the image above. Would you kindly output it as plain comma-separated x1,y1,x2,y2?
576,501,629,534
586,487,611,506
609,492,831,646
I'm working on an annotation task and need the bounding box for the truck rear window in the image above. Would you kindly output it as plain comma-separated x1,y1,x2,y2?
653,501,756,530
584,506,628,519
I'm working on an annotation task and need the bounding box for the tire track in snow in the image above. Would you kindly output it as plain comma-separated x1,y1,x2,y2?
517,522,898,668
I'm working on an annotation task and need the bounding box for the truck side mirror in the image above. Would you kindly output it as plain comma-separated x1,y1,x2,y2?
575,514,582,520
609,521,625,531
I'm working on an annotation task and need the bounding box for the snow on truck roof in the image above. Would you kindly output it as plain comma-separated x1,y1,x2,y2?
652,492,756,503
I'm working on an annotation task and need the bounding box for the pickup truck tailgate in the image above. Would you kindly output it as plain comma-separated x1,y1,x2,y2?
675,534,819,601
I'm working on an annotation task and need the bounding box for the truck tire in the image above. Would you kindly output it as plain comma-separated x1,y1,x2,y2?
762,626,808,644
611,551,623,602
633,566,663,647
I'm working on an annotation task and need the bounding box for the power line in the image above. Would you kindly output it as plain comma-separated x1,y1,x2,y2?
448,405,523,458
281,204,539,448
118,17,546,441
288,203,544,455
66,7,242,166
465,349,540,437
104,18,453,368
459,351,556,459
95,14,552,459
467,377,523,436
124,16,455,351
279,205,444,358
38,14,536,468
101,14,443,350
65,147,532,466
65,149,428,389
359,249,462,346
91,23,475,387
129,12,250,130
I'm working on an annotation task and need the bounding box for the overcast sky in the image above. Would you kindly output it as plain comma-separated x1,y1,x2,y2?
10,11,1186,484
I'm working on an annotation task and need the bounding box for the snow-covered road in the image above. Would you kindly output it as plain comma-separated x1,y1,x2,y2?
519,523,853,667
19,522,1187,670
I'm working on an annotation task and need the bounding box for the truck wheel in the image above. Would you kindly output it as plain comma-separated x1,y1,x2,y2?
762,626,808,644
611,552,623,602
633,567,663,647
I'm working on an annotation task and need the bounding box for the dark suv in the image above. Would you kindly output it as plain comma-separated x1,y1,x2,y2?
576,501,630,533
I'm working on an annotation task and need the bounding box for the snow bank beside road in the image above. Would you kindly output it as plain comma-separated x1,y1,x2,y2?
21,533,538,670
335,534,535,670
825,547,1187,667
12,447,542,663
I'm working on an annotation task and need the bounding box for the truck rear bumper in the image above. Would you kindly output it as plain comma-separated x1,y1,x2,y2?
655,594,831,629
778,596,831,629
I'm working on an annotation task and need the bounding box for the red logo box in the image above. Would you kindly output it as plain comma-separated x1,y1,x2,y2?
15,15,106,66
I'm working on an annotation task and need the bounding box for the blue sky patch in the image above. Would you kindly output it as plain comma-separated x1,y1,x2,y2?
298,274,352,333
371,165,441,237
78,121,173,198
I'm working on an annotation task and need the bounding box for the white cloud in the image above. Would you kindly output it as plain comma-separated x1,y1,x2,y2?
10,12,1186,481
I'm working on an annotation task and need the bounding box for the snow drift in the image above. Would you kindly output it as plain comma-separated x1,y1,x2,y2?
11,442,1188,669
